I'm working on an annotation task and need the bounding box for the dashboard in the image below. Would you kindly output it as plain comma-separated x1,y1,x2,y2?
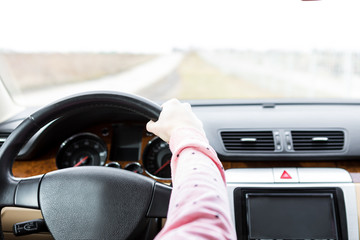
2,99,360,239
4,101,360,178
10,122,172,182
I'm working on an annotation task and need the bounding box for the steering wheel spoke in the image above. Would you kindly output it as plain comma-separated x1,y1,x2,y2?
14,176,42,209
147,182,172,218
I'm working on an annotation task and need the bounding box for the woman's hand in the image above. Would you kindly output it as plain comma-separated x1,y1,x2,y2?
146,99,205,142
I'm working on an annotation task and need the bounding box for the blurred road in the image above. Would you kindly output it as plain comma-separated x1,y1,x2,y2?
15,53,184,106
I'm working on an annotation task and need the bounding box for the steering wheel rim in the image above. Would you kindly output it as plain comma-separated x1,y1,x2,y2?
0,91,171,240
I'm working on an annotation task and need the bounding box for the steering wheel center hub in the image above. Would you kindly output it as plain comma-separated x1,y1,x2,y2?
39,166,154,240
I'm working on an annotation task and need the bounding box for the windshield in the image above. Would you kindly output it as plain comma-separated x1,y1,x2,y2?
1,0,359,106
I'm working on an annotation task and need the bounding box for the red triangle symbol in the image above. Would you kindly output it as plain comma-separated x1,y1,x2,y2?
280,170,292,179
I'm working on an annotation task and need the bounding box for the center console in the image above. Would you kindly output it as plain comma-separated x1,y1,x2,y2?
226,168,359,240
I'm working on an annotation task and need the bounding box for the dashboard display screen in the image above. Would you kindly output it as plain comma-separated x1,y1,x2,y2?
246,193,337,240
110,125,142,161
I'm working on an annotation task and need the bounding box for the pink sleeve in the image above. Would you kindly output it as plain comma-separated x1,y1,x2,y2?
154,128,237,240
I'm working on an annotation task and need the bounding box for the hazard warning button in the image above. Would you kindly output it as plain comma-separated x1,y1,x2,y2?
280,170,292,179
273,168,299,183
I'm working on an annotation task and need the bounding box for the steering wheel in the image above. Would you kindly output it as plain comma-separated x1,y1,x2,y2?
0,92,172,240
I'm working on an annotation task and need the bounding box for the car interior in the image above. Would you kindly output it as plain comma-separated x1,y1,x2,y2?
1,91,360,239
1,0,360,239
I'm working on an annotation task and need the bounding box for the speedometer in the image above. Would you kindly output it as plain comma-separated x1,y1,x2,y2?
143,137,172,180
56,133,108,169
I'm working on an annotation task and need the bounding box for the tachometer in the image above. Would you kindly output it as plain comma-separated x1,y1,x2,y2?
143,137,172,180
56,133,108,169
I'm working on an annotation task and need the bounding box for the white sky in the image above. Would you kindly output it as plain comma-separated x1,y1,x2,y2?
0,0,360,53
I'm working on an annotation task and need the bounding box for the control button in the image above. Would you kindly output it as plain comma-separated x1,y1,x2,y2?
280,170,292,179
273,168,299,183
226,168,274,183
124,162,144,174
105,162,121,168
285,131,292,151
298,168,352,183
275,135,280,145
274,131,282,151
13,219,48,236
285,135,291,145
286,136,292,149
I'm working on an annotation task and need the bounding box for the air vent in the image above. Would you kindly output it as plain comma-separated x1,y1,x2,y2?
221,131,275,151
0,133,10,149
291,131,344,151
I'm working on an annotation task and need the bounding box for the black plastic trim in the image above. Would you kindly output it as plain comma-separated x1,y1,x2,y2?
14,176,42,209
146,182,172,218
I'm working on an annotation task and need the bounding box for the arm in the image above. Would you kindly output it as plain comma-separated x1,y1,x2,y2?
147,99,237,240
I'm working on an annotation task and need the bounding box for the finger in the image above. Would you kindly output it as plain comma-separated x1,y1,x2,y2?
161,98,178,108
146,120,156,134
182,102,191,110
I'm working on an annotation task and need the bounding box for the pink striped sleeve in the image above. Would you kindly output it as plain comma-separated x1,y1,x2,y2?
154,127,237,240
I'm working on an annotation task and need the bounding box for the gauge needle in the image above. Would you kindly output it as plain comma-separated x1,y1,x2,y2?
153,159,171,175
74,156,88,167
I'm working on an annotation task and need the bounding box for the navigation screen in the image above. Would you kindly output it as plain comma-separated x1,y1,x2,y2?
246,193,337,240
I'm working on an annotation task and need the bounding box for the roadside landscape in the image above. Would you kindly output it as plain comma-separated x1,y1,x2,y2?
2,49,359,104
1,51,280,103
0,53,156,91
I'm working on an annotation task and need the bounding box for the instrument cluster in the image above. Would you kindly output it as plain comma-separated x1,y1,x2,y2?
56,133,108,169
55,124,172,181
